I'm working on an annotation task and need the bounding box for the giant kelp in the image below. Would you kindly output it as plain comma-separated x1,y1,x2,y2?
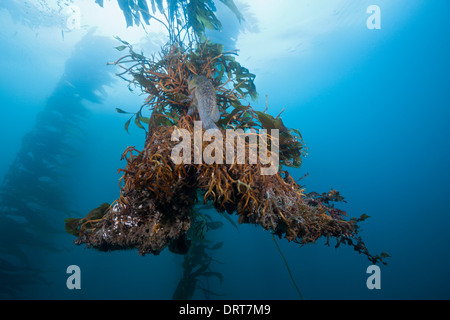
95,0,243,41
0,31,115,298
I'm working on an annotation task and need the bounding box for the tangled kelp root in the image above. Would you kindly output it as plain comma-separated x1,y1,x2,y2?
74,199,193,256
71,117,384,264
73,154,196,256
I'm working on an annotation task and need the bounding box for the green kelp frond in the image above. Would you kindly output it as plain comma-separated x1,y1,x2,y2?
96,0,244,40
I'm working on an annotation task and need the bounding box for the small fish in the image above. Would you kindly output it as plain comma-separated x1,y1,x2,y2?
187,75,220,131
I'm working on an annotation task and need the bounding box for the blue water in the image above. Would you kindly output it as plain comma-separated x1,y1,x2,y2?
0,0,449,300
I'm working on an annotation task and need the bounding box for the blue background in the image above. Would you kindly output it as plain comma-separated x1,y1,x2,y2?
0,0,449,299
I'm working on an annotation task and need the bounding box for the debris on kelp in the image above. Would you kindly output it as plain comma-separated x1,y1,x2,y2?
73,191,194,256
97,0,244,42
65,203,110,236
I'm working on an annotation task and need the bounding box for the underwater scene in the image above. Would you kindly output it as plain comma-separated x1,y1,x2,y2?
0,0,449,301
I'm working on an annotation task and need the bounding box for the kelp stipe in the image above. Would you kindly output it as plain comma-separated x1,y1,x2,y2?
273,235,305,300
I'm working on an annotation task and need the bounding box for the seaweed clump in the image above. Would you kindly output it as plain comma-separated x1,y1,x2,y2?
68,41,387,265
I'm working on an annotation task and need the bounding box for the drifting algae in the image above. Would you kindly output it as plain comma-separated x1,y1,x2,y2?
66,40,387,266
